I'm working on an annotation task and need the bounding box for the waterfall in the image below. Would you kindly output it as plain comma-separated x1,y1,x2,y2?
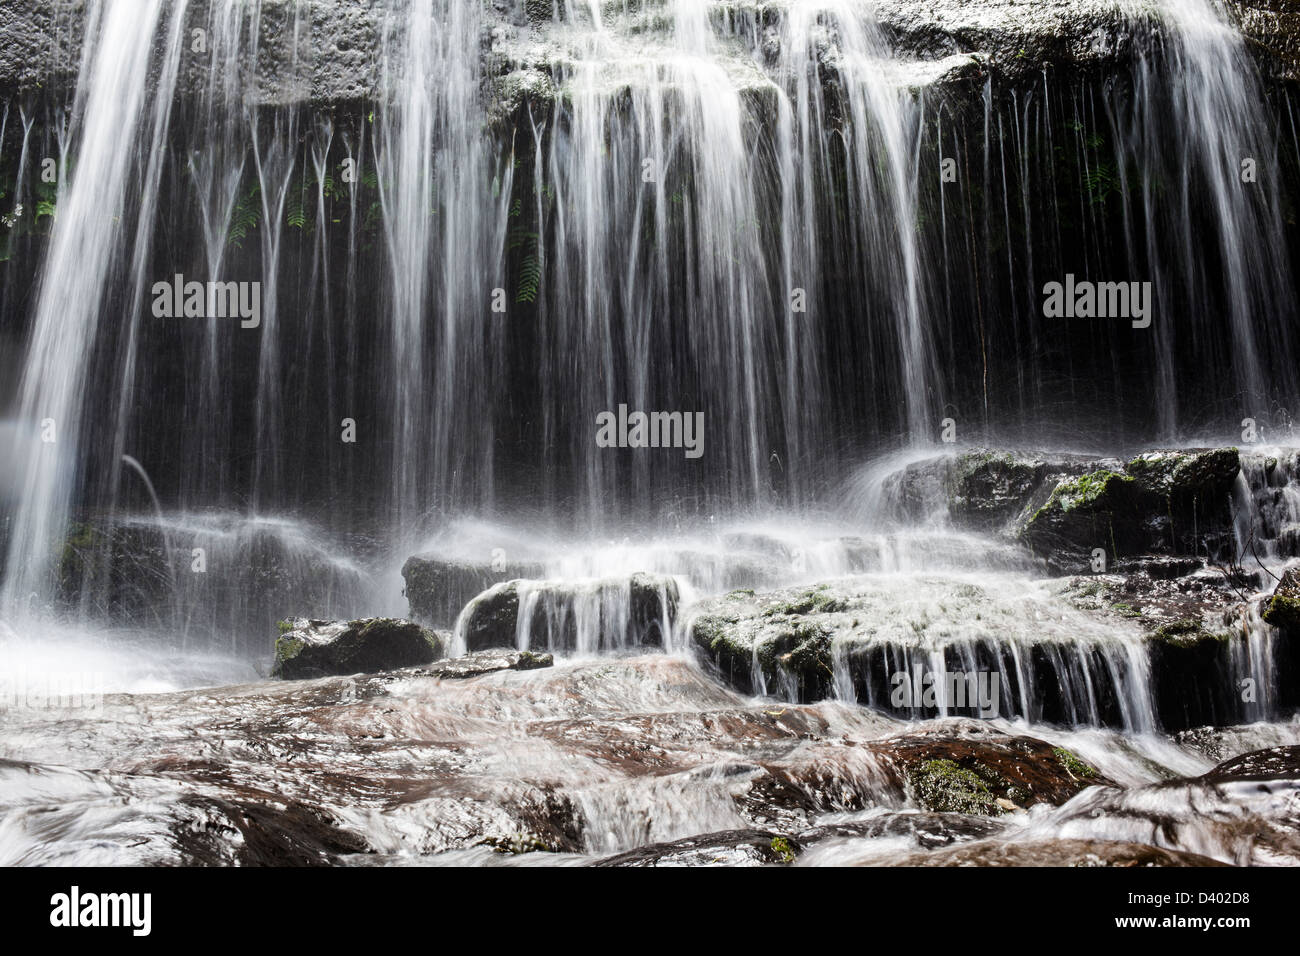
375,0,508,533
0,0,1296,709
1143,0,1297,429
1,0,182,615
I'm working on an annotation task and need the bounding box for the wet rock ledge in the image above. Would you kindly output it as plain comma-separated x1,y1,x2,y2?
3,1,1299,104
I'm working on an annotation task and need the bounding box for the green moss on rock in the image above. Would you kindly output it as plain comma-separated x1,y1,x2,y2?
769,836,795,864
1262,569,1300,632
1052,747,1098,779
273,634,305,668
1150,619,1228,648
905,759,1005,816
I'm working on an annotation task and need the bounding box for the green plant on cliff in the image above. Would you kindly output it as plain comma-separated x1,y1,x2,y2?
227,182,262,248
507,197,541,304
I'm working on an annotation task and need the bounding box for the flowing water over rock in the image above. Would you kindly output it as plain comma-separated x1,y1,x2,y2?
2,1,1300,866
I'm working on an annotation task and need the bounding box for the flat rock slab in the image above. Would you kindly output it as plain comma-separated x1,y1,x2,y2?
885,838,1230,867
416,649,554,680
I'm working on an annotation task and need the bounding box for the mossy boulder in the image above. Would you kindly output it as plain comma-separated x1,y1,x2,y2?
1016,449,1242,568
272,617,447,679
1126,448,1240,551
1262,568,1300,633
55,520,171,622
1020,469,1147,564
1126,448,1240,502
691,584,840,700
905,759,1004,815
876,728,1114,817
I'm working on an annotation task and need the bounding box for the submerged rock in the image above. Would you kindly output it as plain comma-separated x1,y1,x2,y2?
459,572,678,653
1174,723,1300,763
1200,744,1300,783
590,829,802,867
272,617,446,680
690,576,1134,723
5,655,1296,866
419,648,553,679
871,725,1112,816
1061,565,1284,729
884,838,1229,867
796,811,1006,855
172,794,370,866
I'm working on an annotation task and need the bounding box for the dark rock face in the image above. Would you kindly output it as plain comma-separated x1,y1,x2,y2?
948,451,1049,529
272,617,446,679
6,2,1298,105
400,553,545,627
459,572,679,653
0,0,81,95
1020,469,1147,560
1233,0,1300,80
1019,449,1241,571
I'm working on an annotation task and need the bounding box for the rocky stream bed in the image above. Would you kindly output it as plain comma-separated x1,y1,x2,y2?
4,445,1300,866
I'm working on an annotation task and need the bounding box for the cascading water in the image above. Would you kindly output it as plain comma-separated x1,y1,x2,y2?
1,0,1299,868
2,0,178,614
1134,0,1297,430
